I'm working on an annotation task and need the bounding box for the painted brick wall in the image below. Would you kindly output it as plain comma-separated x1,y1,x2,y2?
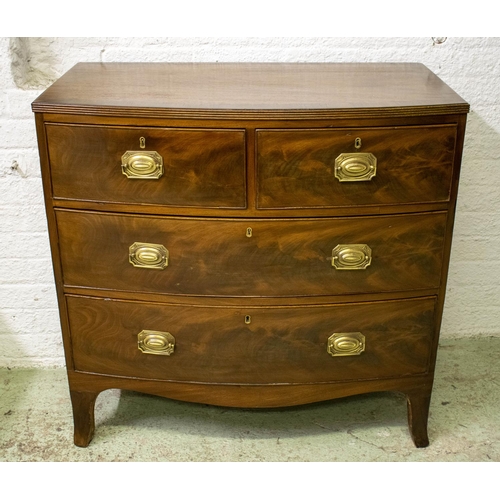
1,37,499,367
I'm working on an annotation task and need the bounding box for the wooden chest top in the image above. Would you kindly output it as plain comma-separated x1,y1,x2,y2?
32,62,469,119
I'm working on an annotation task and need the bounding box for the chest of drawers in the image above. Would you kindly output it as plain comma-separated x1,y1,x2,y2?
32,63,469,448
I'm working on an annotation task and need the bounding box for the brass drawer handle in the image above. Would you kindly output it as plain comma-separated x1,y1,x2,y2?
129,242,169,269
138,330,175,356
334,152,377,182
327,332,365,357
121,150,164,179
332,244,372,270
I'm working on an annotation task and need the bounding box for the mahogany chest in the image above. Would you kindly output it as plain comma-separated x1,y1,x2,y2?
32,63,469,447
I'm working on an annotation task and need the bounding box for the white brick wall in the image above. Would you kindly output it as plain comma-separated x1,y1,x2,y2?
1,37,499,367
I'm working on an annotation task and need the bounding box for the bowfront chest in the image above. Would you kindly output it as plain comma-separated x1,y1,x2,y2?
32,63,469,447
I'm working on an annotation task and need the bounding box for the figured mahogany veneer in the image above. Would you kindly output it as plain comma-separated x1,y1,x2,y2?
46,124,246,208
67,295,436,384
56,209,447,297
257,125,457,208
33,63,469,448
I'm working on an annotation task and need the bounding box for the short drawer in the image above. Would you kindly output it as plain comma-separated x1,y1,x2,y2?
46,124,246,208
256,125,457,209
56,209,446,297
67,295,436,384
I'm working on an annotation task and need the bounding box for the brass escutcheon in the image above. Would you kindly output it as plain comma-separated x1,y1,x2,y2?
334,152,377,182
121,150,163,179
332,244,372,270
138,330,175,356
129,242,169,270
327,332,365,357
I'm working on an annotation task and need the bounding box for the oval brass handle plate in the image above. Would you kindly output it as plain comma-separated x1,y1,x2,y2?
334,152,377,182
129,242,169,269
327,332,365,357
121,150,164,179
138,330,175,356
332,244,372,270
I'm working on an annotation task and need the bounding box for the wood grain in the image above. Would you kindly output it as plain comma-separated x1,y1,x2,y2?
32,63,469,119
46,124,246,208
257,125,456,208
67,295,436,384
56,210,447,297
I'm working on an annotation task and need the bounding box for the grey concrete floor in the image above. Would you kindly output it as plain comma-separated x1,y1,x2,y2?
1,337,499,462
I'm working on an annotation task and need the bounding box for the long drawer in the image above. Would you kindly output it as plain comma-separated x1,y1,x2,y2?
46,124,247,208
56,209,447,297
67,295,436,384
257,125,457,208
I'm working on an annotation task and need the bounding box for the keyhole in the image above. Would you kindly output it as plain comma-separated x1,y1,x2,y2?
246,227,252,238
244,315,251,325
355,137,362,149
140,137,146,149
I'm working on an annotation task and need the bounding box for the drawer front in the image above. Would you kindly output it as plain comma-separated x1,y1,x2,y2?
67,295,436,384
46,124,246,208
57,210,446,297
257,125,457,208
